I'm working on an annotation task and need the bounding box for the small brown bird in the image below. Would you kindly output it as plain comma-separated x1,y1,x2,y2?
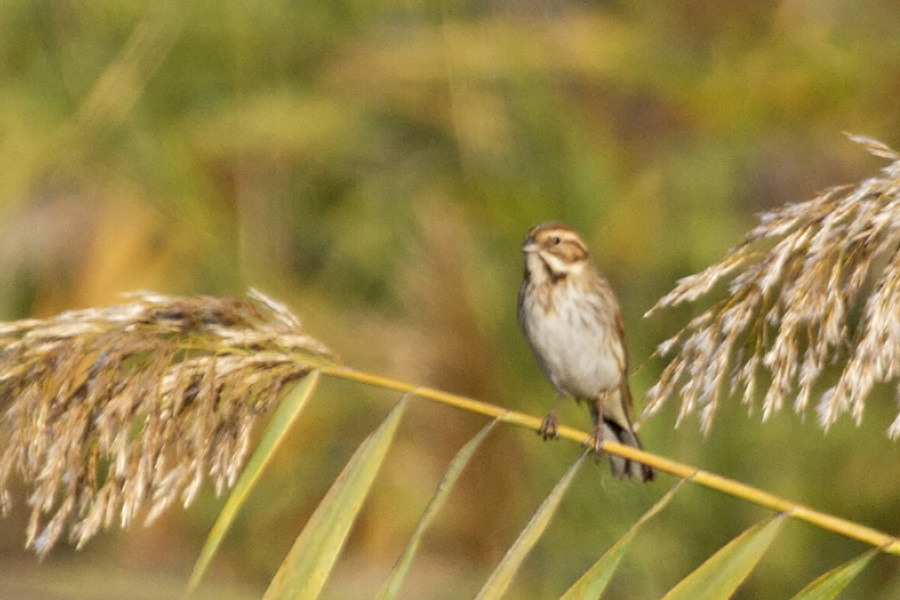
517,222,653,481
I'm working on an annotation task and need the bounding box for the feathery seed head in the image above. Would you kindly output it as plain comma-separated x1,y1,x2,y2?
645,135,900,437
0,290,331,556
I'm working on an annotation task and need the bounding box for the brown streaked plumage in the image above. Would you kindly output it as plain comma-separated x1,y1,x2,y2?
518,222,653,482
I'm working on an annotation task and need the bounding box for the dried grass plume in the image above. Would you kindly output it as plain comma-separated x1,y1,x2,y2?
0,290,330,556
644,135,900,438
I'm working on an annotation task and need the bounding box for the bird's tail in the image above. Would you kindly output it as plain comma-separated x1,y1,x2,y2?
593,388,654,482
601,418,653,482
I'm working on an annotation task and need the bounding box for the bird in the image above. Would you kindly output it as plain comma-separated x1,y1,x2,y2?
517,221,653,481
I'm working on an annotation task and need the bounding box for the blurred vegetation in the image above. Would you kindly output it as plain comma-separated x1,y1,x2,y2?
1,0,900,598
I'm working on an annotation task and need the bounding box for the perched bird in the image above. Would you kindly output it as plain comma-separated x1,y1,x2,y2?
517,221,653,481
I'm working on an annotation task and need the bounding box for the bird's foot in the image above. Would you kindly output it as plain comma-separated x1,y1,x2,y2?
538,413,559,440
584,425,605,454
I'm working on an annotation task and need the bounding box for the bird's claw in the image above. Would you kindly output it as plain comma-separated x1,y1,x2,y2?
584,427,604,454
538,413,559,440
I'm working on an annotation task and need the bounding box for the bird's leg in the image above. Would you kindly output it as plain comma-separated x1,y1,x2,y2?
585,392,606,454
538,391,564,440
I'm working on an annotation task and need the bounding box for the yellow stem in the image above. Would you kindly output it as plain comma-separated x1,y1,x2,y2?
320,364,900,556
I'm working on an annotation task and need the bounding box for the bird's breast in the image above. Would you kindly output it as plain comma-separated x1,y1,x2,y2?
521,281,624,398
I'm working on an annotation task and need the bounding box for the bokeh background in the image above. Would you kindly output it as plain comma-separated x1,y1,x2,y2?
2,0,900,598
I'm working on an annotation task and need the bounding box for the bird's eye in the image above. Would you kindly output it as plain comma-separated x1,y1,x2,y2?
551,236,561,245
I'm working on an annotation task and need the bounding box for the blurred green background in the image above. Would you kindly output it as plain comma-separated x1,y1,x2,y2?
2,0,900,598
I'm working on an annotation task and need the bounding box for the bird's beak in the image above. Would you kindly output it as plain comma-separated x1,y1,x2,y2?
521,237,538,253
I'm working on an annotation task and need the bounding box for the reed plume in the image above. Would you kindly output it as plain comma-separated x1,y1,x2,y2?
0,290,330,556
645,135,900,438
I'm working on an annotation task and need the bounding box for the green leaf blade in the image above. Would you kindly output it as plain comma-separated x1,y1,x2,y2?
376,417,500,600
662,514,786,600
473,450,588,600
561,480,685,600
187,370,321,592
788,549,877,600
262,395,410,600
